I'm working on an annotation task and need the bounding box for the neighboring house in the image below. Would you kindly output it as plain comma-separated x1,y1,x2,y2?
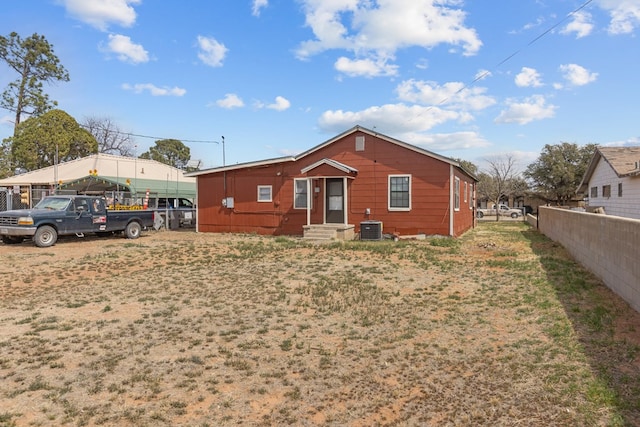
186,126,477,239
577,146,640,219
0,153,196,211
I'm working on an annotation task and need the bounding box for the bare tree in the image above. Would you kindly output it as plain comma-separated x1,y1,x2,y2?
477,154,519,221
82,116,135,156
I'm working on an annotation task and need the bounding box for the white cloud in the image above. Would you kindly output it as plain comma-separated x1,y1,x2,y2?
405,131,491,151
105,34,149,63
296,0,481,76
597,0,640,34
318,103,462,135
197,36,228,67
334,56,398,77
317,103,490,150
266,96,291,111
558,63,598,87
61,0,140,31
514,67,543,88
395,79,496,111
561,10,594,38
252,0,268,17
216,93,244,109
494,95,557,125
122,83,186,96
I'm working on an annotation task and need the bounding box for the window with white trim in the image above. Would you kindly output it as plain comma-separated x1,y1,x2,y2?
294,179,310,209
454,177,460,211
257,185,272,202
388,175,411,211
469,184,473,209
464,182,467,203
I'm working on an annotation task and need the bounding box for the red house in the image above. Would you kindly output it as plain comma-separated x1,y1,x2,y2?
186,126,477,239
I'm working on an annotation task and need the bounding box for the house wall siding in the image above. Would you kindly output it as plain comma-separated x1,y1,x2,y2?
588,161,640,219
196,130,476,237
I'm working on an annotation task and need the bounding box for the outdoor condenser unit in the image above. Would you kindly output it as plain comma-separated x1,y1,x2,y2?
360,221,383,241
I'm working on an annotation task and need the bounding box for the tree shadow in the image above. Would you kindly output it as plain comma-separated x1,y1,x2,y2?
520,227,640,426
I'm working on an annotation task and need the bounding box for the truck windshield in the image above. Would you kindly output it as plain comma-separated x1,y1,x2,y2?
34,198,71,211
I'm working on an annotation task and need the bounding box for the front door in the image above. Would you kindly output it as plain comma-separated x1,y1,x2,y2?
326,178,344,224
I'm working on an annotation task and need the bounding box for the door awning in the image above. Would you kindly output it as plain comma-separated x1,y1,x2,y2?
300,158,358,177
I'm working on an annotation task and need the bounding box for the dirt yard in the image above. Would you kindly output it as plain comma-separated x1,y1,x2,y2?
1,222,639,426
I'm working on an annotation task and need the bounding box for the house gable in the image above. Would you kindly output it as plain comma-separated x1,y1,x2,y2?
580,146,640,220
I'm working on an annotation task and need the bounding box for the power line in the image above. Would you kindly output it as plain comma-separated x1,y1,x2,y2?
81,124,221,144
420,0,595,113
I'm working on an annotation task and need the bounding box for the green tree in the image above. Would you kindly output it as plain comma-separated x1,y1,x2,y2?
139,139,191,169
0,32,69,132
453,158,478,177
524,142,597,204
8,109,98,171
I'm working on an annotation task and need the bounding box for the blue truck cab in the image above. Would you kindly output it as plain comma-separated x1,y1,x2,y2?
0,195,155,247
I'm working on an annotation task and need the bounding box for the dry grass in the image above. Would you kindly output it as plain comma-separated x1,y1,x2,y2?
1,222,639,426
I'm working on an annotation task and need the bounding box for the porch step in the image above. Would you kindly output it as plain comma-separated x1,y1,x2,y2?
303,228,337,240
303,224,355,241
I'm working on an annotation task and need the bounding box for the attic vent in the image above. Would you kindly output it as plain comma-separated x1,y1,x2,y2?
355,136,365,152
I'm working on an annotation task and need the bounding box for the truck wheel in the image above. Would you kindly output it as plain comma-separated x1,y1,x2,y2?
510,212,518,218
2,236,23,244
476,211,484,218
34,225,57,248
125,221,141,239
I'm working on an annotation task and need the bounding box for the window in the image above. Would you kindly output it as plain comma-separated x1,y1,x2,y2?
602,185,611,198
388,175,411,210
257,185,272,202
618,183,623,197
294,179,309,209
454,177,460,211
464,182,467,203
590,186,598,198
469,185,473,209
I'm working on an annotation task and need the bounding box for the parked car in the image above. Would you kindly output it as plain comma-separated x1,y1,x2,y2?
0,195,155,247
151,197,196,228
476,204,522,219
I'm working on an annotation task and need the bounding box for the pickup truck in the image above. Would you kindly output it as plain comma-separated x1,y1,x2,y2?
0,195,155,247
476,204,523,219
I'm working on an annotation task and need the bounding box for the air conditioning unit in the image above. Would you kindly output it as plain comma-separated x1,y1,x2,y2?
360,221,383,241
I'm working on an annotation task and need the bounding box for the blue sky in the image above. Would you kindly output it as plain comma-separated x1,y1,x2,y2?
1,0,639,170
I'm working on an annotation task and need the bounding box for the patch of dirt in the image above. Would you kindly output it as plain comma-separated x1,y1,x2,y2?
0,224,639,426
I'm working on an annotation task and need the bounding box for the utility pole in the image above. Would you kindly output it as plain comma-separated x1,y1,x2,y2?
222,136,225,166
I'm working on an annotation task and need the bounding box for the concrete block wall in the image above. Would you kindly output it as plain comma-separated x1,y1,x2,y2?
538,206,640,312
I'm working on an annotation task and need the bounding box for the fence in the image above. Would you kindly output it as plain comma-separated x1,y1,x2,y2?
536,206,640,313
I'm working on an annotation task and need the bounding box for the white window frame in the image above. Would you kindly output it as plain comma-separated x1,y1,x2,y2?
388,175,411,211
257,185,272,202
454,177,460,211
293,178,311,209
469,184,473,209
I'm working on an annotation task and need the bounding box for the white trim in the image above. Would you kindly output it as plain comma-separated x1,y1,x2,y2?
388,174,411,211
454,176,461,211
294,178,312,210
301,158,358,175
257,185,272,202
